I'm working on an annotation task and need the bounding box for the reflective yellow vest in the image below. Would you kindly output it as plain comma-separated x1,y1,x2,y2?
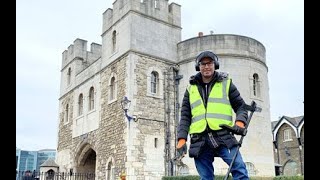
188,78,233,134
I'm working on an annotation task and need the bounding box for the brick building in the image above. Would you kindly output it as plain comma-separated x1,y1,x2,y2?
272,115,304,176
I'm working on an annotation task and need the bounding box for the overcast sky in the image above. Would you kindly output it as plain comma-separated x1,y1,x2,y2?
17,0,304,151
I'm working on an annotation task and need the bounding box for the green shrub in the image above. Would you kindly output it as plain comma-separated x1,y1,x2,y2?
162,175,231,180
250,177,273,180
162,175,199,180
162,175,303,180
273,175,304,180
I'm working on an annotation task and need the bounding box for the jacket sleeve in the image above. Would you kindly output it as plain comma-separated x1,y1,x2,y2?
229,80,248,125
177,89,192,141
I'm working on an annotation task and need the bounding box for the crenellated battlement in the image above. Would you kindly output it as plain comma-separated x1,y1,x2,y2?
102,0,181,34
61,38,101,70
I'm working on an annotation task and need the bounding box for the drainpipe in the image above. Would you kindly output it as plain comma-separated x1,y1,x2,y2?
172,65,183,176
295,125,303,175
163,70,170,176
273,141,279,163
297,137,303,175
165,66,177,176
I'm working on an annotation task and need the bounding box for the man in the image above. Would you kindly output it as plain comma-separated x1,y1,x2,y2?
119,172,126,180
177,50,249,180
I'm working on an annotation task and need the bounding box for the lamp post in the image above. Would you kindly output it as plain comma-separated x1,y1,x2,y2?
120,96,136,122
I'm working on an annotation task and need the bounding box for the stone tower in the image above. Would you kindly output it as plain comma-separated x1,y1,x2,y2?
176,34,275,176
57,0,182,179
56,0,275,179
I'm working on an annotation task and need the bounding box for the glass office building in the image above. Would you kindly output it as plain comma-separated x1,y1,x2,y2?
36,149,56,171
16,147,56,172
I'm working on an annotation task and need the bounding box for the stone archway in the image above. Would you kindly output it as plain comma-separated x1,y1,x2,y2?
75,143,96,175
46,169,55,180
283,160,298,176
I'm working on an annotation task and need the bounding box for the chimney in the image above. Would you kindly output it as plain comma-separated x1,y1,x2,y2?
198,32,203,37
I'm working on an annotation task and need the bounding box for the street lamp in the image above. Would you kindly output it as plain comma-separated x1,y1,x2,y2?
120,96,136,122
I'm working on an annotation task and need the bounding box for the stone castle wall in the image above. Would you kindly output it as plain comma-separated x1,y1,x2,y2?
57,0,275,179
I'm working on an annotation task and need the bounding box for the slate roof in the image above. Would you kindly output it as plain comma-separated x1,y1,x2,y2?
271,115,304,131
40,158,59,167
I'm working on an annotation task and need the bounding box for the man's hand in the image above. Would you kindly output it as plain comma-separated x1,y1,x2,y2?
235,121,245,128
219,121,247,136
176,139,187,157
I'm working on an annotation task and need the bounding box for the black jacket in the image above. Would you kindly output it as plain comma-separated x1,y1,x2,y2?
177,71,248,148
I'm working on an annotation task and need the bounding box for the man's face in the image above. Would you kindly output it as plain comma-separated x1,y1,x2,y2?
199,57,215,78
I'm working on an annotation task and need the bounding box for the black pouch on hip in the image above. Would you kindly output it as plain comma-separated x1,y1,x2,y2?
189,134,205,158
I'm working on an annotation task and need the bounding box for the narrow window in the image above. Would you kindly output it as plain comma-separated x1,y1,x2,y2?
78,94,83,116
112,30,117,53
154,0,159,8
67,68,71,85
284,129,292,141
154,138,158,148
110,77,115,100
253,73,260,96
106,161,113,180
65,104,69,123
151,71,158,94
89,87,95,111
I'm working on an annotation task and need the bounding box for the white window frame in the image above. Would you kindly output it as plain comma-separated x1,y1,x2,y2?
283,128,292,142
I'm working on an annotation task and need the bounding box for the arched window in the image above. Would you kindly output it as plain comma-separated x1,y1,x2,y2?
253,73,260,97
89,87,95,111
78,94,83,116
112,30,116,53
151,71,158,94
147,67,163,98
106,161,113,180
65,104,69,123
46,169,55,180
110,77,116,101
106,158,115,180
67,68,71,85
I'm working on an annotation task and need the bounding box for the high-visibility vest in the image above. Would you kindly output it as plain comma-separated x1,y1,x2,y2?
188,78,233,134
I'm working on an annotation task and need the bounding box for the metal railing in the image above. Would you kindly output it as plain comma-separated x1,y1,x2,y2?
16,171,95,180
